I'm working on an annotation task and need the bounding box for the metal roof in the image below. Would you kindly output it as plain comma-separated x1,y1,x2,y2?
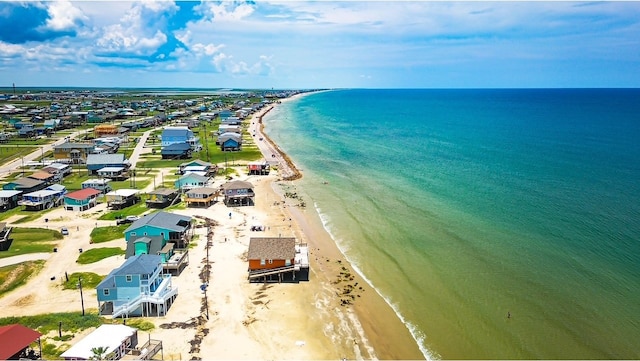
0,324,42,360
125,211,192,233
96,254,162,289
86,153,127,165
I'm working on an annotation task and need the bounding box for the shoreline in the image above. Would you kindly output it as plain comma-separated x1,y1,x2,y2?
257,93,426,360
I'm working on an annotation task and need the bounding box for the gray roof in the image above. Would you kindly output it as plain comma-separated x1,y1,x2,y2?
178,173,209,182
96,254,161,289
186,187,217,196
247,237,296,260
86,153,127,165
222,180,253,191
180,159,212,168
125,236,165,258
8,177,44,188
148,188,177,196
125,211,192,233
54,142,94,150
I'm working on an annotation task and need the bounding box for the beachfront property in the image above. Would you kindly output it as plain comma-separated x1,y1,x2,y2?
86,153,129,175
27,170,56,185
42,162,72,179
64,188,102,211
3,177,47,194
0,190,22,211
160,142,192,159
96,254,178,318
18,184,66,211
217,132,242,151
146,188,180,209
105,189,140,209
184,187,218,207
52,142,95,164
59,324,158,361
247,237,310,282
82,178,112,194
247,160,270,175
124,211,193,249
221,180,255,206
174,172,209,192
97,166,128,180
0,324,42,360
161,126,200,150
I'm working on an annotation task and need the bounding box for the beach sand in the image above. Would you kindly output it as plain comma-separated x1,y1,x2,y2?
0,96,424,360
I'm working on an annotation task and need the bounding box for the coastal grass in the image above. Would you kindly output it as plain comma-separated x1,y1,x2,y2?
0,311,105,359
12,207,58,224
0,260,46,297
97,202,148,220
76,247,125,264
89,224,128,243
109,177,151,191
61,272,104,290
0,145,37,164
0,227,62,259
60,172,91,191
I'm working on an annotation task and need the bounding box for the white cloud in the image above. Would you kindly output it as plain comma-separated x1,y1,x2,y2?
44,0,87,31
196,2,256,22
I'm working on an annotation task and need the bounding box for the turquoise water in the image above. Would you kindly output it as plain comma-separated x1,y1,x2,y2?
264,89,640,359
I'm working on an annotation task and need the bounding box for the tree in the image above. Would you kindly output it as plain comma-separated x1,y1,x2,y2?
89,346,110,360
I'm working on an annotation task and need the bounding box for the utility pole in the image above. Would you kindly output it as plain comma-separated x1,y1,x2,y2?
78,276,85,316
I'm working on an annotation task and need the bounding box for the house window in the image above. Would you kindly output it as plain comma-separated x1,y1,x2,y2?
130,232,136,236
285,259,291,266
268,259,273,264
103,289,110,296
260,259,265,266
126,275,132,282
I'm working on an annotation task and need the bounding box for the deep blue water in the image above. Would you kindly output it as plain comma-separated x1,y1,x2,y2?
263,89,640,359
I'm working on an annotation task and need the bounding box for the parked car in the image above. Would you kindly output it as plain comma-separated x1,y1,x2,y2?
61,227,69,236
116,215,139,225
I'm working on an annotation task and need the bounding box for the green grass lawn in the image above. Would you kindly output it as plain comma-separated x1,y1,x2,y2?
77,247,125,264
61,272,104,290
89,224,128,243
109,177,151,191
0,227,63,259
0,145,37,165
97,202,149,220
60,171,91,191
0,260,46,297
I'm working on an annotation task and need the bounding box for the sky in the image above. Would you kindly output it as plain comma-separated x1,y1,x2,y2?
0,0,639,89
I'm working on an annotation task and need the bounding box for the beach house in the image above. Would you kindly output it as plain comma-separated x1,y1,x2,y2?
174,173,209,192
247,160,270,175
221,180,255,206
18,184,66,211
146,188,180,209
217,132,242,151
247,237,310,282
64,188,102,211
178,159,214,174
184,187,218,207
42,162,72,178
82,178,112,194
96,254,178,318
0,324,42,360
124,211,193,248
0,190,22,211
27,170,56,185
161,126,200,150
60,324,139,360
3,177,46,194
105,189,140,209
160,142,192,159
53,142,95,164
86,153,129,175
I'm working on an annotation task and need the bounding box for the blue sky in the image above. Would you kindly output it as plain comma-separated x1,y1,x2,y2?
0,1,639,89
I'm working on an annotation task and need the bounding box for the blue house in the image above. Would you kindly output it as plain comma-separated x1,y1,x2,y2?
161,143,192,159
86,154,129,175
174,173,209,191
96,254,178,318
161,127,198,148
18,184,66,211
217,132,242,151
125,211,193,248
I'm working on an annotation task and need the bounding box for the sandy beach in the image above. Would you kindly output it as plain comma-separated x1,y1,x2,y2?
0,95,424,360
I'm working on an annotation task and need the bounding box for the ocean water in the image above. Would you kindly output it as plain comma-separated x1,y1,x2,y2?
263,89,640,359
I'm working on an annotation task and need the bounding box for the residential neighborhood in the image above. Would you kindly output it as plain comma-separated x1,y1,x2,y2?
0,89,320,361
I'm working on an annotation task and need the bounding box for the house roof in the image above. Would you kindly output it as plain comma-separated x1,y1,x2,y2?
86,153,127,165
182,165,207,172
180,159,212,168
106,189,139,197
125,211,193,234
27,171,54,181
178,173,209,183
98,166,125,173
186,187,218,196
148,187,177,196
247,237,296,261
23,189,62,198
7,177,44,189
0,190,22,198
82,178,111,185
47,184,66,192
125,235,165,258
42,162,70,172
218,132,242,142
65,188,102,200
0,324,42,360
54,142,94,150
222,180,254,191
97,254,162,289
162,127,193,138
162,142,191,151
59,324,136,360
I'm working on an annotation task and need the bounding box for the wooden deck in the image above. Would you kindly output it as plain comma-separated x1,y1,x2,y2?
123,339,163,360
163,249,189,275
